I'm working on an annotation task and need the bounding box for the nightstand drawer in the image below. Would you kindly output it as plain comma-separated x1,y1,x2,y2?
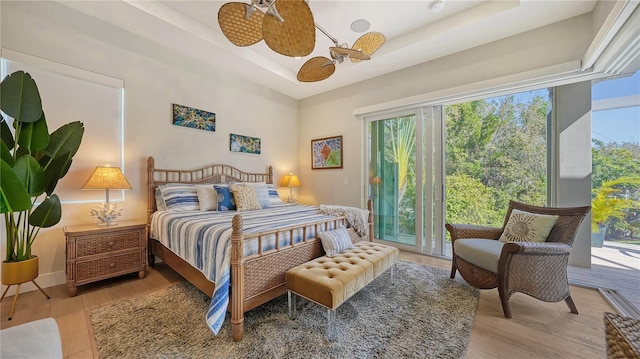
76,230,142,257
75,251,143,282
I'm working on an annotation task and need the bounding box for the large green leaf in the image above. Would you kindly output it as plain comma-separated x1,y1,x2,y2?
43,154,71,195
0,160,31,213
0,71,43,123
43,121,84,161
1,118,15,151
1,141,14,167
16,113,49,154
13,155,45,197
29,194,61,228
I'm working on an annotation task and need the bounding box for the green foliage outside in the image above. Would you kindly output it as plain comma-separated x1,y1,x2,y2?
444,94,549,229
378,89,640,243
591,140,640,239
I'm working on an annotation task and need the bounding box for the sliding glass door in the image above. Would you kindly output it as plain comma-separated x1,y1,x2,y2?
366,107,444,254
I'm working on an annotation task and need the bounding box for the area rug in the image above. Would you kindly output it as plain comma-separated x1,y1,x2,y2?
90,260,479,359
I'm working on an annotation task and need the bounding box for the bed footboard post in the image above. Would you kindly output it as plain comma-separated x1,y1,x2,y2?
231,214,245,342
147,157,156,266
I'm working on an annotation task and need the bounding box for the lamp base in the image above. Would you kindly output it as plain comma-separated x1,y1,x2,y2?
286,195,297,203
89,202,124,226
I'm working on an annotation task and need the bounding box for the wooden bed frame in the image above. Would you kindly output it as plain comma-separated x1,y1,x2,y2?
146,157,373,341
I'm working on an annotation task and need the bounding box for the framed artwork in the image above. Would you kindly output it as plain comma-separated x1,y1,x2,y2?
172,103,216,132
311,135,343,169
230,133,261,154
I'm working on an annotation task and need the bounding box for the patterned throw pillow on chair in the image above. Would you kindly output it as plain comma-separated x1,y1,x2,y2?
499,209,559,243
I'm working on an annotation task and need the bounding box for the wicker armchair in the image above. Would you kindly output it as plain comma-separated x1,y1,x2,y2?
446,200,591,318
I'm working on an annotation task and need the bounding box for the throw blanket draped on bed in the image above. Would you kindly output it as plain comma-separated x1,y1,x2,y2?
319,204,369,237
150,204,336,335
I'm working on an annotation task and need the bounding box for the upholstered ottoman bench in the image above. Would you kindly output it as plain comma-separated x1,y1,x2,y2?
285,238,399,340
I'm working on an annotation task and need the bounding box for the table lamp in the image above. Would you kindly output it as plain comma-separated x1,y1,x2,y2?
280,173,301,203
83,166,132,226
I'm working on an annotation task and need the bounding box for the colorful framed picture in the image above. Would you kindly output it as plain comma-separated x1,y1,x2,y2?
230,133,261,154
172,103,216,132
311,135,343,169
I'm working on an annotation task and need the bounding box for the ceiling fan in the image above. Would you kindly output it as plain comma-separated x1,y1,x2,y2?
218,0,316,57
297,25,386,83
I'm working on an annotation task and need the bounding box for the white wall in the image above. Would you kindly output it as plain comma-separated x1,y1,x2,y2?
1,1,299,292
555,82,593,267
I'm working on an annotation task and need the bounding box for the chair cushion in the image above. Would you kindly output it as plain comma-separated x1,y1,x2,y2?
499,209,559,243
454,238,504,273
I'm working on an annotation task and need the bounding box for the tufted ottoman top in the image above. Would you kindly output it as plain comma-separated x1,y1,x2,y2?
285,241,399,309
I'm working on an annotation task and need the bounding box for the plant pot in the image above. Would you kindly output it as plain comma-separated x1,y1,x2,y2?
591,225,607,248
1,256,39,285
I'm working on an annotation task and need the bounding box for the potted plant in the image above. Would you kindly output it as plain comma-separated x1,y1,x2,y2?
591,177,640,247
1,70,84,288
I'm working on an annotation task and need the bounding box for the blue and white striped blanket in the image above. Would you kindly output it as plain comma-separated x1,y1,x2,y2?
150,204,336,335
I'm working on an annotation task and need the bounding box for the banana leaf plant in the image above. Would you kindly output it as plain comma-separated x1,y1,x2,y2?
1,70,84,262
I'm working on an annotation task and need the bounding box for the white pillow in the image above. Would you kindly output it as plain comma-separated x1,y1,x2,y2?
499,209,559,243
319,227,353,256
195,185,217,211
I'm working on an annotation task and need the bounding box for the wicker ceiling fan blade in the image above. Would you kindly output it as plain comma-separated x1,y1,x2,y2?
329,47,370,61
350,32,386,63
218,2,265,47
297,56,335,82
263,0,316,57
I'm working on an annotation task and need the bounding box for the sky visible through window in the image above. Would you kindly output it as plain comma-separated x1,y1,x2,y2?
592,70,640,144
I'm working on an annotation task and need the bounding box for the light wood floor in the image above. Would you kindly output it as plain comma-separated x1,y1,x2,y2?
1,252,613,359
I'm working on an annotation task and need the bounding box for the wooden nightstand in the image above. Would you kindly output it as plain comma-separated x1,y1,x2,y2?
64,220,147,296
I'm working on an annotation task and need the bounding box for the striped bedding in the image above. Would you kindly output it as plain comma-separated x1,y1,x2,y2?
150,203,337,335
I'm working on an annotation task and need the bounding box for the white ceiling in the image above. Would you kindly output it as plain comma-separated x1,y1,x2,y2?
59,0,598,99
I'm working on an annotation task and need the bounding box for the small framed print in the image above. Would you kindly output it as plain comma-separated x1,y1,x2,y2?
230,133,261,154
172,103,216,132
311,135,343,169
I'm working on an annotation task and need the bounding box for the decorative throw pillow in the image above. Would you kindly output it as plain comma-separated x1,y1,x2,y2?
159,184,199,211
231,186,262,211
241,182,270,208
214,184,236,211
499,209,559,243
319,227,353,256
195,185,217,211
266,184,284,205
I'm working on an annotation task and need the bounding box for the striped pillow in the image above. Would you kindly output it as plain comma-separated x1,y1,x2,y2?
266,184,284,206
159,184,199,211
319,227,353,256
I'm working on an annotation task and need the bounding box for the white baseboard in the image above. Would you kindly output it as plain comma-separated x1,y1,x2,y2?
1,271,66,297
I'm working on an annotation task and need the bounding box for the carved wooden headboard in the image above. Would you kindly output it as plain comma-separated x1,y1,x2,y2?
146,156,273,224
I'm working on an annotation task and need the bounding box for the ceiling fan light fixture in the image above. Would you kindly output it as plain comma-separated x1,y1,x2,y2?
431,0,445,12
350,19,371,33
